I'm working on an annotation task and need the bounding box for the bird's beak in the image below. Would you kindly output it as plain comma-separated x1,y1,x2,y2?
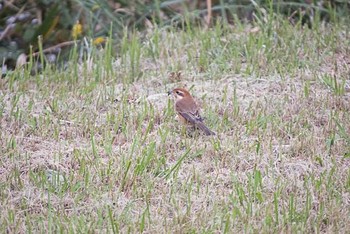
167,90,172,96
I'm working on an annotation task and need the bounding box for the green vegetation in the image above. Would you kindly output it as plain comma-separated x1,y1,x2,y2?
1,0,350,71
1,3,350,233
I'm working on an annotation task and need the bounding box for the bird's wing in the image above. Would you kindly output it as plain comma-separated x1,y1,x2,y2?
178,111,197,124
178,111,215,135
178,110,203,124
175,100,215,135
176,100,203,123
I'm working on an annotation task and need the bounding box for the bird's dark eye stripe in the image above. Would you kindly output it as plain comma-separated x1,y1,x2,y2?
176,91,184,96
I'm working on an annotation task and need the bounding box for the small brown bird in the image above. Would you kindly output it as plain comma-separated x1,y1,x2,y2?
168,88,215,136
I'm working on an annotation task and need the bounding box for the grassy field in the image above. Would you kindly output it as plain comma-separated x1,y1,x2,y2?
1,15,350,233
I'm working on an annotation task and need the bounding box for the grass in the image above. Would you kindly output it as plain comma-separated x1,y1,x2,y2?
1,14,350,232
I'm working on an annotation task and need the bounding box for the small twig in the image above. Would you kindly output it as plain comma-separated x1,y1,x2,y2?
1,2,27,40
31,40,80,56
0,24,14,41
3,0,20,11
206,0,212,26
288,10,302,26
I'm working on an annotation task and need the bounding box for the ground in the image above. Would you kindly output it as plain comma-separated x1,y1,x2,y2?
1,20,350,232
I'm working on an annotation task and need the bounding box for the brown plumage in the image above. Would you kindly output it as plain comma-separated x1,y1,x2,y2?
168,88,215,136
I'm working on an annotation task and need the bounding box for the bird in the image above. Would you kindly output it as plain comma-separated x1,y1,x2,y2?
168,87,215,136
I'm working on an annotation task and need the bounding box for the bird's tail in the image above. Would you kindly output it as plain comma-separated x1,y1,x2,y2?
196,122,216,136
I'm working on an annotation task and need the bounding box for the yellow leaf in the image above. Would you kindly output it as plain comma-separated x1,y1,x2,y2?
72,21,83,39
93,37,106,45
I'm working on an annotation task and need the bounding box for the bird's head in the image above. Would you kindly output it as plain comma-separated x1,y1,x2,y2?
168,88,190,101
